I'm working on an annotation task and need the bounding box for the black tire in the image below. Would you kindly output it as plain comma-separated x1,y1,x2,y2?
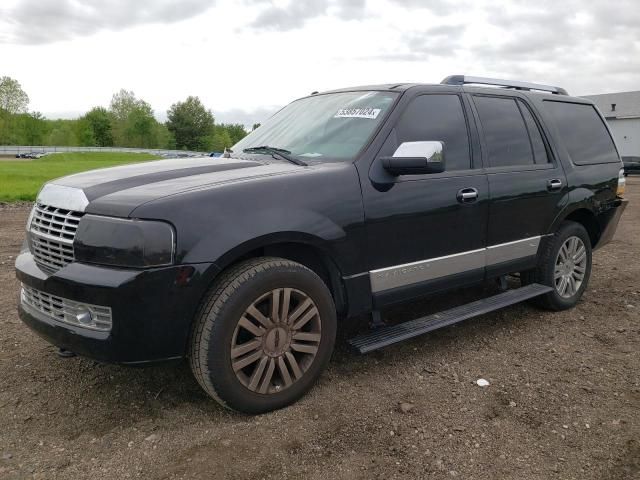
522,221,592,311
189,257,337,413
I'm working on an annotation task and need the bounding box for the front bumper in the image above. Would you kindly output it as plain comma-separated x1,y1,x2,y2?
15,251,219,364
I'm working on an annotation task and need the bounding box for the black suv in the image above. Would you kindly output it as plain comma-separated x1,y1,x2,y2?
16,76,627,413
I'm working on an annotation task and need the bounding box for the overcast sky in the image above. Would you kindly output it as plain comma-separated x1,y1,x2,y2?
0,0,638,126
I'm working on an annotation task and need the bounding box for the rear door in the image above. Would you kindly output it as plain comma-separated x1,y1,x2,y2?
359,92,489,306
469,93,567,277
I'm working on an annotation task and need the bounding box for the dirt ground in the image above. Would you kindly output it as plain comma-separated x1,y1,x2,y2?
1,180,638,480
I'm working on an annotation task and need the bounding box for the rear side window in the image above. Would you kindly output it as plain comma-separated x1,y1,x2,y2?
473,96,535,168
395,94,471,170
543,101,619,165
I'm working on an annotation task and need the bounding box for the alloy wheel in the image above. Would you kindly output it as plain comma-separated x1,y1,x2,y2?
230,288,321,394
554,236,587,298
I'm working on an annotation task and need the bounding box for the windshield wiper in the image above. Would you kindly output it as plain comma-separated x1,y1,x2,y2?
243,146,307,166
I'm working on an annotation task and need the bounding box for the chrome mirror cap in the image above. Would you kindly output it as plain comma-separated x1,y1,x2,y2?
393,141,444,165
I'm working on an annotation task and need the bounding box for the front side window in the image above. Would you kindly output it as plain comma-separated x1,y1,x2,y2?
395,94,471,171
232,91,398,162
543,101,619,165
474,96,535,168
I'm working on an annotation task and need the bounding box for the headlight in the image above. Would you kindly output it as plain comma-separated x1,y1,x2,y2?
74,215,175,268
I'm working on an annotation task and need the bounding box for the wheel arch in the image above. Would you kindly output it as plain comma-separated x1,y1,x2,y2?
213,233,349,317
551,206,601,248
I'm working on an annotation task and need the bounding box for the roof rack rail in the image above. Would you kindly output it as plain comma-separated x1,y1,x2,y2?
441,75,568,95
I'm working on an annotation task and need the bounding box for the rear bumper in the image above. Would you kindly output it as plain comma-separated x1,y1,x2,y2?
595,198,628,250
15,251,219,364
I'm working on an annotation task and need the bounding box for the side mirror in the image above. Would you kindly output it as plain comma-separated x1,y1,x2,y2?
381,141,445,176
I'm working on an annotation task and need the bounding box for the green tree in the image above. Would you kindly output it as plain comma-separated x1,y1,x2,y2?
19,112,48,145
221,123,249,144
74,118,95,146
166,96,215,151
46,121,78,146
154,122,174,150
109,89,158,147
0,76,29,114
109,89,140,123
252,123,261,131
207,128,233,152
83,107,113,146
126,105,155,147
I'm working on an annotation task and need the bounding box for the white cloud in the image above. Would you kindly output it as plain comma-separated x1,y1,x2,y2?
0,0,216,44
0,0,637,124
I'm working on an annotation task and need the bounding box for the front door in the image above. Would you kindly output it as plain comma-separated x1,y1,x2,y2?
358,93,489,306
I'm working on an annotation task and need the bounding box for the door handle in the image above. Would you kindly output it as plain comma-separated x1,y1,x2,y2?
457,187,479,203
547,179,563,191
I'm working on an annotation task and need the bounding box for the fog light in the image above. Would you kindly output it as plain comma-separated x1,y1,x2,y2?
75,308,94,326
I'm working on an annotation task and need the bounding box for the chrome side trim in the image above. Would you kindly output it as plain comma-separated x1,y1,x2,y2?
486,236,541,265
370,248,485,293
342,272,370,280
370,235,542,293
37,183,89,212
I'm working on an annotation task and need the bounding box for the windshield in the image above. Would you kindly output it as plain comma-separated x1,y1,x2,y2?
233,91,398,161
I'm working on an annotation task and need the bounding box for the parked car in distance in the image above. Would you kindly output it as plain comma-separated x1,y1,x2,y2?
14,152,47,159
16,75,627,413
623,157,640,175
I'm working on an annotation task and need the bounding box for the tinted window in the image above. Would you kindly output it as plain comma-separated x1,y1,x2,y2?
474,96,534,168
543,101,619,165
395,95,471,170
518,101,549,164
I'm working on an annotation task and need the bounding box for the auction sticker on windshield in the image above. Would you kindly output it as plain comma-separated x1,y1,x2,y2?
334,108,381,119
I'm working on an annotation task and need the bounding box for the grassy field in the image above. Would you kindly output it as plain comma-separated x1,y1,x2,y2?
0,152,160,202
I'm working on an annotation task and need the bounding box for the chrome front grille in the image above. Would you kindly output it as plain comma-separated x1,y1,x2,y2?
20,283,112,332
29,203,84,272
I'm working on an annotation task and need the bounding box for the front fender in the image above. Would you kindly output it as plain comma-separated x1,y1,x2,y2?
130,163,366,276
184,206,347,268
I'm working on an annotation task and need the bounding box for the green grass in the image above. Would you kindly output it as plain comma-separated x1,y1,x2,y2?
0,152,160,202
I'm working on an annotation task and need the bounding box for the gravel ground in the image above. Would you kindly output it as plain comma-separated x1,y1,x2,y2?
1,179,638,480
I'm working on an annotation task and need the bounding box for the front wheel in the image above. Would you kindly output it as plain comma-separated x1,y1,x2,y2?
189,257,337,413
523,221,592,311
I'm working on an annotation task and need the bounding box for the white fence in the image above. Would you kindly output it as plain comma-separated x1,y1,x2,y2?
0,145,207,157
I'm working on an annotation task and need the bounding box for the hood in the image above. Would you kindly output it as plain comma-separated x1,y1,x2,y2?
42,156,302,217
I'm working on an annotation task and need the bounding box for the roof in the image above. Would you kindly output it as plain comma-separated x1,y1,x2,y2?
581,91,640,119
319,83,428,94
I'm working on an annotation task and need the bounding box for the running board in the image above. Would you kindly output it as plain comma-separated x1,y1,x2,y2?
348,283,553,354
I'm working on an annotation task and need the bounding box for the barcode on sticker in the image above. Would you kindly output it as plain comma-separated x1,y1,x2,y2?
334,108,381,119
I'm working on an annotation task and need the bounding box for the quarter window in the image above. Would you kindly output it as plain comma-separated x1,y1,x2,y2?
517,101,549,164
395,95,471,171
474,96,535,168
543,101,619,165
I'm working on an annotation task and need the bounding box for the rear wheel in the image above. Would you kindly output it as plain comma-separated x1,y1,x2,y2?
523,221,592,310
189,257,336,413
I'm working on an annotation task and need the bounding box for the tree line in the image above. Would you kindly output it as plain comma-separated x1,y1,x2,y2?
0,76,254,151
